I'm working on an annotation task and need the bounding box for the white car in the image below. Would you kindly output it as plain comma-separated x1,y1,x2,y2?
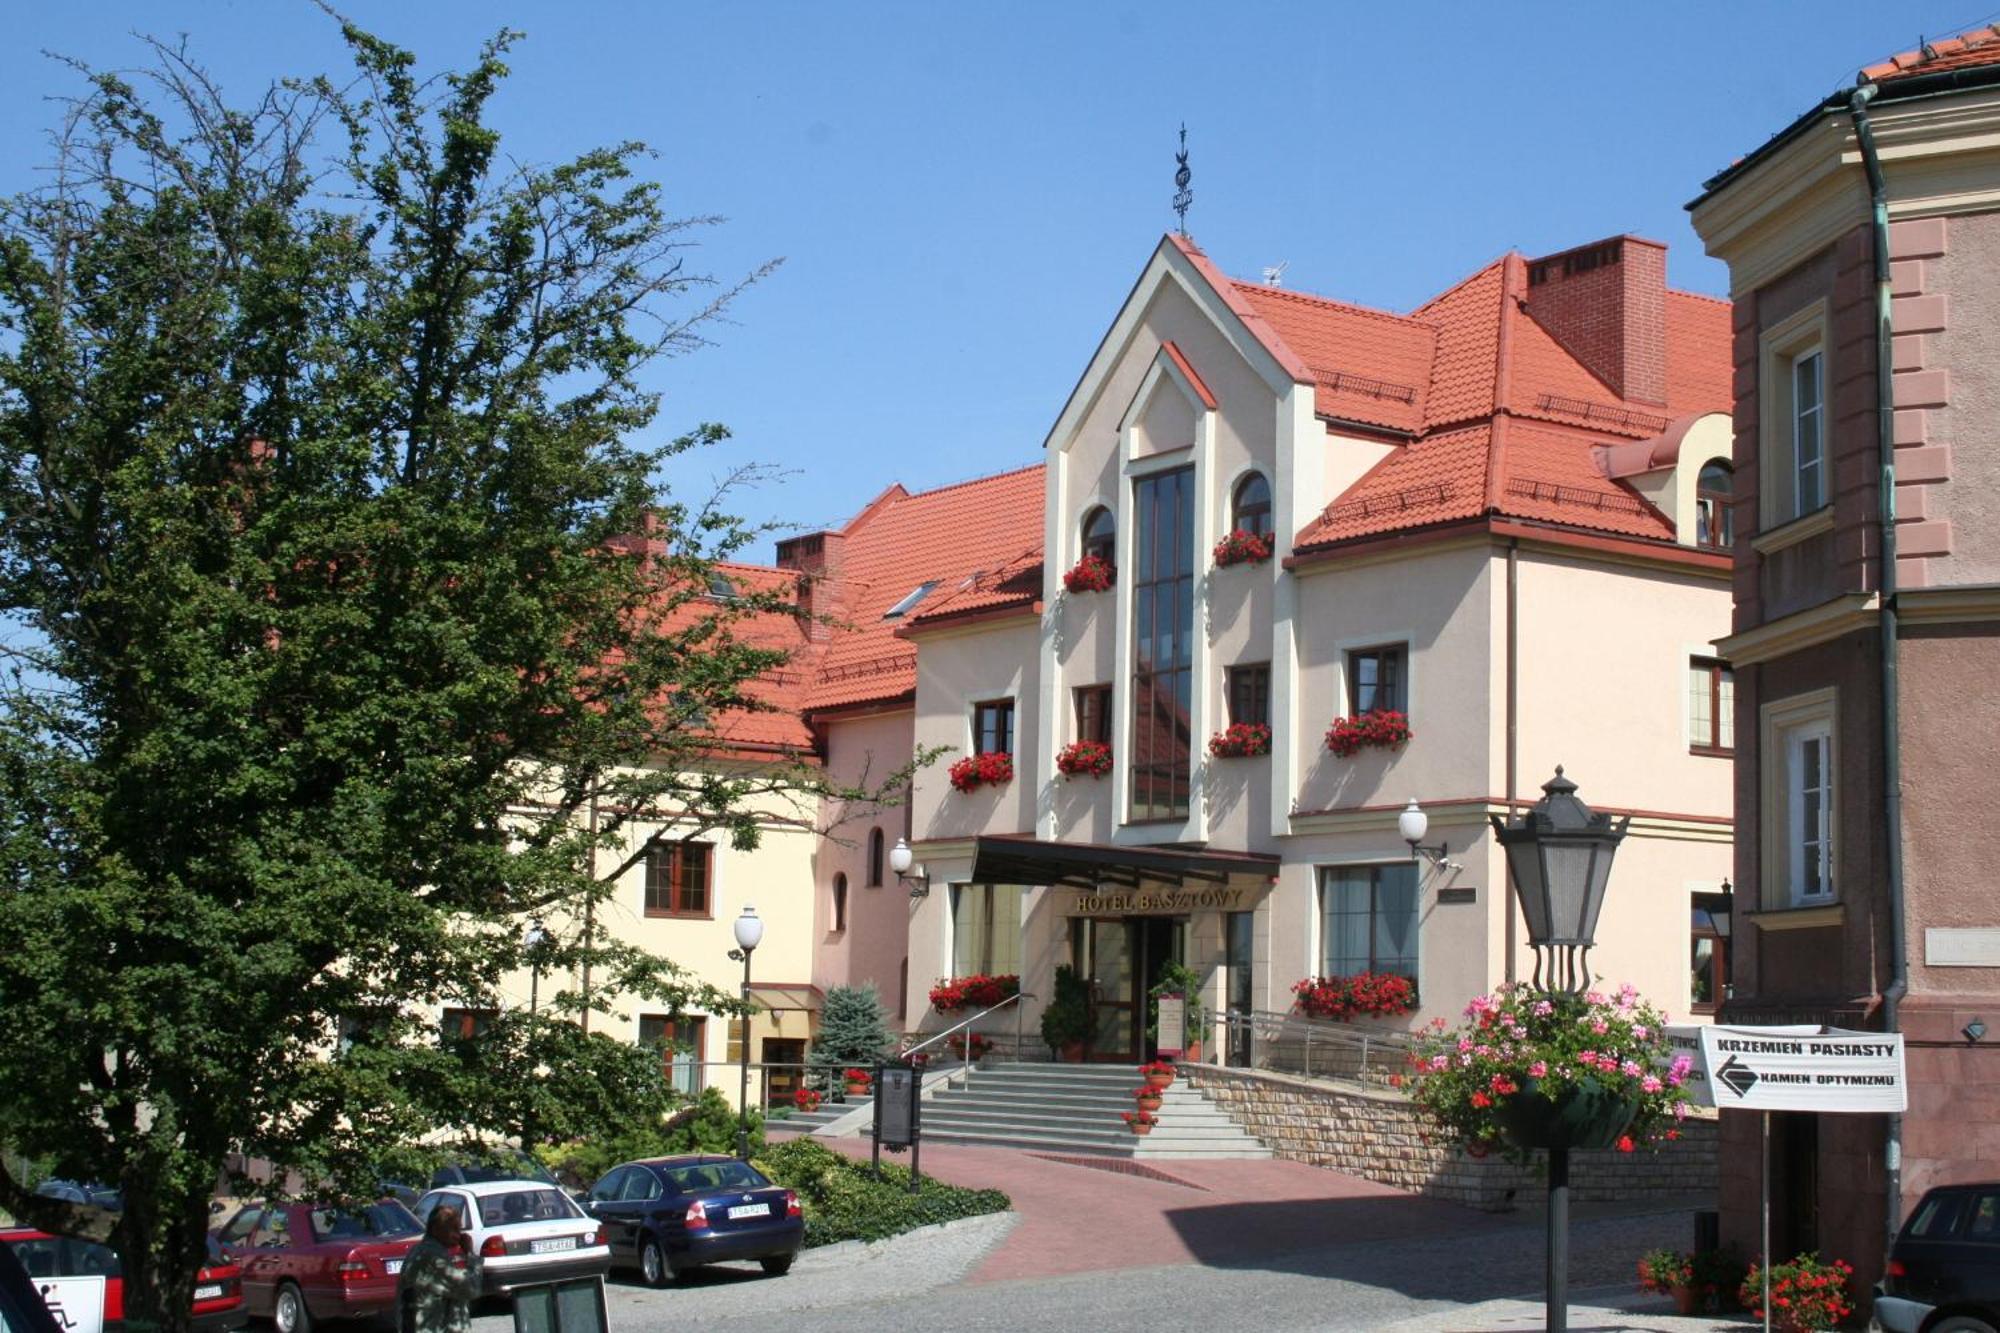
410,1181,609,1298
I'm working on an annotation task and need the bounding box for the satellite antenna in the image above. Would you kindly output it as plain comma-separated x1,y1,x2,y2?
1261,262,1289,287
1172,124,1193,236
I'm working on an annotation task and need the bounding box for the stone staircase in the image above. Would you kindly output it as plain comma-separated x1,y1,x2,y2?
900,1062,1270,1160
767,1096,869,1138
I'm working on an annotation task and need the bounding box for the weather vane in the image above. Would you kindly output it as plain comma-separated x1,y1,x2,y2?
1172,123,1193,236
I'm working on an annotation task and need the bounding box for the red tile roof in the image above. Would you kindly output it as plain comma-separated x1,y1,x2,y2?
1863,25,2000,82
1230,284,1433,434
648,561,819,757
803,464,1045,712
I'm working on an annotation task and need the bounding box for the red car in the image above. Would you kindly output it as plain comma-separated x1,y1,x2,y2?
211,1200,420,1333
0,1226,246,1332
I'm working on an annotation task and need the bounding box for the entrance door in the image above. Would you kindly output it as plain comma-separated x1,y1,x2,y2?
1073,918,1138,1062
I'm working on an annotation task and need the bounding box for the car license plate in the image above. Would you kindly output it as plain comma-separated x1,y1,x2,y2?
385,1260,403,1275
194,1286,223,1301
530,1237,577,1254
727,1204,769,1220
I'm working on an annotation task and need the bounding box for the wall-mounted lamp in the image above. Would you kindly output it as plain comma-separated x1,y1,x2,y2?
1398,799,1457,871
1966,1017,1988,1045
888,837,931,900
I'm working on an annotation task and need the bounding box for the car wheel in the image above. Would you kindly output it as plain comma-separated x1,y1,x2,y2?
758,1254,794,1277
1931,1319,1999,1333
273,1283,313,1333
639,1236,671,1288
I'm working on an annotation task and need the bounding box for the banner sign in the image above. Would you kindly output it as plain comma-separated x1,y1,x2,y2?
1663,1024,1819,1109
1693,1025,1907,1113
1155,992,1186,1058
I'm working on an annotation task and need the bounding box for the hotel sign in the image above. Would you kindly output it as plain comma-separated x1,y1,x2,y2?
1060,887,1249,915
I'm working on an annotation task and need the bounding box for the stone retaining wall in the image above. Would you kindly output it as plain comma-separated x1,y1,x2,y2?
1185,1064,1716,1212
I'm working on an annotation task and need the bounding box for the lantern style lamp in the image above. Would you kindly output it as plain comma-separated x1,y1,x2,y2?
729,905,764,1159
1489,768,1629,994
1399,799,1452,870
889,838,931,899
522,919,552,1014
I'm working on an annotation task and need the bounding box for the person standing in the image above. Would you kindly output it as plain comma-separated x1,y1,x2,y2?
398,1204,482,1333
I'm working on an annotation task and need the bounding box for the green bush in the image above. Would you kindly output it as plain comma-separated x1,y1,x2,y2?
535,1087,764,1188
757,1138,1009,1248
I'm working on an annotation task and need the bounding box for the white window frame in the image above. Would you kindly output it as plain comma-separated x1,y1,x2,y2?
1757,301,1832,532
1760,688,1838,909
1791,349,1824,516
1786,722,1834,904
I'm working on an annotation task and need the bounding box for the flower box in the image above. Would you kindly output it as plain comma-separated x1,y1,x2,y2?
1062,554,1115,594
928,974,1020,1013
948,751,1014,793
1325,708,1412,758
1055,739,1113,778
1293,972,1417,1021
1212,528,1273,568
1207,722,1271,758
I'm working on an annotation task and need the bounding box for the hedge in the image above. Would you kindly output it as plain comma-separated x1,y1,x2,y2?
756,1138,1009,1248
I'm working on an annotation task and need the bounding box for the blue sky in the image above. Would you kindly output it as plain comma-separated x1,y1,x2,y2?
0,1,1982,546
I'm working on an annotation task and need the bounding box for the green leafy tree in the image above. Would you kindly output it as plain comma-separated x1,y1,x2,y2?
807,984,895,1084
0,25,906,1330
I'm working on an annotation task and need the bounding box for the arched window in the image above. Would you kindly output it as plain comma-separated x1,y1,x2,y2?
867,828,885,887
831,874,848,933
1232,473,1272,538
1696,462,1733,550
1081,506,1116,564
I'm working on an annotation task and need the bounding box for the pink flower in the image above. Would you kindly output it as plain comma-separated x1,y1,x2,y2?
1532,1000,1554,1017
1428,1054,1449,1071
1670,1054,1693,1077
1457,1037,1474,1053
1621,1060,1643,1077
1585,990,1607,1006
1528,1060,1548,1078
1641,1075,1663,1093
1578,1050,1597,1064
1673,1101,1689,1121
1591,1018,1609,1034
1632,1024,1650,1039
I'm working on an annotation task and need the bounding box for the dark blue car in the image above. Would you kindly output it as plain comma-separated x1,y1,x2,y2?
583,1155,803,1286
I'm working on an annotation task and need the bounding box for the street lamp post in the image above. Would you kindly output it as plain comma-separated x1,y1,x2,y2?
728,905,764,1161
523,919,551,1014
1488,768,1630,1333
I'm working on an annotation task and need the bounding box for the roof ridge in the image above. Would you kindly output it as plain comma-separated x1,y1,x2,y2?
900,460,1044,504
1666,287,1731,309
1410,253,1511,319
1229,279,1418,327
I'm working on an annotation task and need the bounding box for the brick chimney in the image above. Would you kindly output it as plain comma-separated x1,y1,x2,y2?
775,530,846,640
1523,236,1667,406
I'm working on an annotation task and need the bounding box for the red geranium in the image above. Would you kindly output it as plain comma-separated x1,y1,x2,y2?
842,1067,872,1087
1062,554,1115,594
1208,722,1272,758
949,751,1014,793
1325,709,1412,758
1213,528,1273,567
1056,739,1114,778
1292,972,1418,1021
929,974,1020,1013
793,1086,822,1112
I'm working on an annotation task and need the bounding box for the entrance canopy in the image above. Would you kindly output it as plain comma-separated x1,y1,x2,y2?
968,833,1279,892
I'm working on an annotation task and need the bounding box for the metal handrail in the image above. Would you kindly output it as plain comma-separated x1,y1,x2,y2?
900,990,1035,1090
1216,1008,1419,1087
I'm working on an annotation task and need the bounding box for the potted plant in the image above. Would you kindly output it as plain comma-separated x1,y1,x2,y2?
1139,1059,1176,1091
1212,528,1273,568
1207,721,1271,758
1134,1085,1164,1115
1325,708,1413,758
1055,739,1114,779
1739,1253,1854,1333
842,1067,872,1098
1121,1108,1158,1137
1148,961,1209,1060
1688,1248,1746,1315
1041,964,1091,1061
1062,553,1115,594
1636,1249,1697,1315
929,973,1021,1013
792,1086,822,1114
948,751,1014,793
1293,971,1418,1021
946,1033,994,1064
1406,982,1694,1161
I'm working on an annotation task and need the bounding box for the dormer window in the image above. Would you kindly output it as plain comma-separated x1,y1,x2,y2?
1695,462,1733,550
883,581,939,619
1231,473,1272,539
1081,506,1116,564
707,572,737,600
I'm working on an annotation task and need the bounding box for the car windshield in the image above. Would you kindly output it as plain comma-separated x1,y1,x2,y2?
475,1189,579,1227
309,1202,421,1242
660,1162,768,1194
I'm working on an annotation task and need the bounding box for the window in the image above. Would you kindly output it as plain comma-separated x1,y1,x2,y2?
951,884,1022,977
1227,663,1271,728
1690,894,1729,1015
831,873,848,932
972,698,1014,756
1130,466,1195,821
1760,305,1832,528
1696,462,1734,550
1689,657,1735,754
1792,351,1824,515
1347,645,1406,715
644,839,712,917
1074,684,1112,744
706,572,737,601
1317,865,1419,980
638,1014,706,1094
1231,472,1272,538
883,581,939,619
867,828,885,887
1762,690,1838,910
440,1007,496,1044
1787,723,1834,903
1081,505,1116,564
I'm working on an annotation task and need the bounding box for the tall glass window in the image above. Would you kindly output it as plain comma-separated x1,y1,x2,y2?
1130,467,1195,821
1317,864,1419,980
950,884,1021,976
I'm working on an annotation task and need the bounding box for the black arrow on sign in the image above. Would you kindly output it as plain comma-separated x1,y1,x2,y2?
1716,1054,1760,1099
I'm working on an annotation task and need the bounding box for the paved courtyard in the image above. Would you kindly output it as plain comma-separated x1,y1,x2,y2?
471,1140,1753,1331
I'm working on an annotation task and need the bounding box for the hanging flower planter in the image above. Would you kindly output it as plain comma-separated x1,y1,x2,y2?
1212,529,1273,568
1062,554,1115,594
1207,722,1271,758
948,751,1014,793
1292,972,1418,1021
1325,709,1412,758
1055,739,1113,778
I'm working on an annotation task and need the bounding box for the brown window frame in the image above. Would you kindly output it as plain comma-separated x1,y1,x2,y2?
972,698,1015,756
440,1007,497,1044
1346,644,1407,716
1081,506,1116,565
1226,662,1271,728
637,1014,707,1092
1074,684,1113,745
831,873,848,933
1231,472,1273,539
867,828,885,887
1690,657,1734,756
1695,462,1734,551
644,839,714,919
